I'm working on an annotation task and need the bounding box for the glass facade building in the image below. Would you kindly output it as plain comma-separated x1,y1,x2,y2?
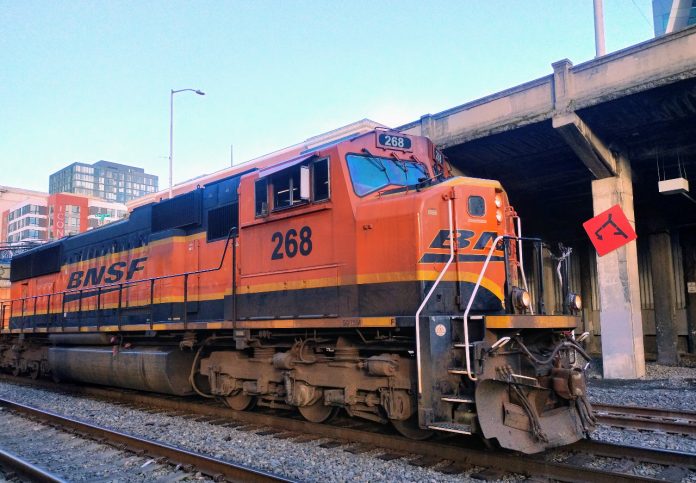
653,0,696,35
49,160,158,203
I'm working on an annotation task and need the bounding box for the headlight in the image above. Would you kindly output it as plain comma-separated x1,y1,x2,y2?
494,195,502,208
496,210,503,223
512,287,531,310
567,293,582,311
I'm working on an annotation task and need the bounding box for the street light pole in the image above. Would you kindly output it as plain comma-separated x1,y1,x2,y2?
169,88,205,199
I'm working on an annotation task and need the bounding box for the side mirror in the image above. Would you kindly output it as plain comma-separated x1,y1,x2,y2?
300,166,310,200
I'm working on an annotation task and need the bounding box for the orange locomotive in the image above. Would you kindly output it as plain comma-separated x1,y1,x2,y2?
0,130,594,453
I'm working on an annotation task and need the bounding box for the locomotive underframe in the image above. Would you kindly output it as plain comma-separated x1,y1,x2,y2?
0,316,593,454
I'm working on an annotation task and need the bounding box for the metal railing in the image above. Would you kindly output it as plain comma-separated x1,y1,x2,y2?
0,230,236,332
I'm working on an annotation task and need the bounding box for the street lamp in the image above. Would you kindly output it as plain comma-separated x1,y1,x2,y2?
169,88,205,198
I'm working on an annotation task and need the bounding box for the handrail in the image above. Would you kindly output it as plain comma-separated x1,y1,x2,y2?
1,229,236,328
513,215,532,315
414,197,455,396
461,234,542,381
461,235,505,381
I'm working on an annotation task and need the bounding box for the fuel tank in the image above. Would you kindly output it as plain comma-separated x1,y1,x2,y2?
48,346,194,395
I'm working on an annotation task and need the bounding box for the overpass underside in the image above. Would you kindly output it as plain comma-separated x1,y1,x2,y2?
401,25,696,378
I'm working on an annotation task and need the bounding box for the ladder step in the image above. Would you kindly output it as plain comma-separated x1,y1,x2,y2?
427,422,472,435
448,368,471,375
452,343,472,348
441,396,475,404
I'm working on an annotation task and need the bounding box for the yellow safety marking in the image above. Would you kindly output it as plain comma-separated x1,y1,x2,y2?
485,315,578,329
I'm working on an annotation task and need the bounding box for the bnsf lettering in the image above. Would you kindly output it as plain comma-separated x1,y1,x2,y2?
428,230,498,251
105,261,127,283
67,257,147,289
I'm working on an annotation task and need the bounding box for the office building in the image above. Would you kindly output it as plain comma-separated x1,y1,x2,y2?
2,190,127,243
653,0,696,35
49,160,158,203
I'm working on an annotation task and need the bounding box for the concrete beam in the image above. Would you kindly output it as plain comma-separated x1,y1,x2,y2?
399,25,696,147
552,112,617,179
591,155,645,379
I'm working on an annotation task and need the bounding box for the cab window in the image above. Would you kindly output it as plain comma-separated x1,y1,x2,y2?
346,154,428,196
468,195,485,216
255,179,268,217
272,165,303,210
313,158,329,202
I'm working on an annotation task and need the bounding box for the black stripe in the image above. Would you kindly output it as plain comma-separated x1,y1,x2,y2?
9,281,504,330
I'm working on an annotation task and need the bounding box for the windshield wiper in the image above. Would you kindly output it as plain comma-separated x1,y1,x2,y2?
389,152,408,174
361,148,386,171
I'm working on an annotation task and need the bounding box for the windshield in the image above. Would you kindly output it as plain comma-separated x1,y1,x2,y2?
346,154,429,196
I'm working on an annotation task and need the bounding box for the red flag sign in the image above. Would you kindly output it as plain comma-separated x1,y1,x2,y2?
583,204,637,257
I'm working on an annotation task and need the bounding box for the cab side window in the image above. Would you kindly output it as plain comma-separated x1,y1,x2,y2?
313,158,329,202
256,157,330,215
255,179,268,217
272,165,302,210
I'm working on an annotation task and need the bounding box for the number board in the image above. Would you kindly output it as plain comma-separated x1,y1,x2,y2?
377,133,412,152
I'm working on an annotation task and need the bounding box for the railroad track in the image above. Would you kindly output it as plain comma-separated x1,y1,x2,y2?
0,395,289,483
0,374,694,482
593,402,696,436
0,447,66,483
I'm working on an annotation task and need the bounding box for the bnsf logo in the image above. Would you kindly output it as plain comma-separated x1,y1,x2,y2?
428,230,499,250
67,257,147,289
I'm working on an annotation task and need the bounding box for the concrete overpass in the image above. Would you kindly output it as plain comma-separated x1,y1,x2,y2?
400,24,696,378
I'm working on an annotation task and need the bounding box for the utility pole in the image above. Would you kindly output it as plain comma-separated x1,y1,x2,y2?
593,0,606,57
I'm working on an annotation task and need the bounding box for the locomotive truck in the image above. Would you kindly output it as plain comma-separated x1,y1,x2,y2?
0,130,594,454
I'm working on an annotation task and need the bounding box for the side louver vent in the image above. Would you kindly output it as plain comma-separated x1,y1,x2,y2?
152,190,202,232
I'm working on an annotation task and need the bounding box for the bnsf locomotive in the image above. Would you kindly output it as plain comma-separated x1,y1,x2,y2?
0,130,594,454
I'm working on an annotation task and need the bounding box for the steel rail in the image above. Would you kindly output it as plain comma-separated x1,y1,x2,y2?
594,402,696,436
0,396,291,483
0,447,67,483
0,376,692,483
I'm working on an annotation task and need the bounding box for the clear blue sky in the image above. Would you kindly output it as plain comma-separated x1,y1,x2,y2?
1,1,654,192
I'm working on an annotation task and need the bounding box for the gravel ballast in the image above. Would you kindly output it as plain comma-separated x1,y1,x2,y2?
0,362,693,482
0,382,484,482
587,362,696,453
0,408,210,482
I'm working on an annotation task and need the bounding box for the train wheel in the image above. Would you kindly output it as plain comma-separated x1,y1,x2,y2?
11,366,20,377
391,417,434,440
298,401,338,423
29,366,39,380
224,393,256,411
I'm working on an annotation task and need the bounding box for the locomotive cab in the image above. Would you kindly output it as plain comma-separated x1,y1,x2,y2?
231,130,594,452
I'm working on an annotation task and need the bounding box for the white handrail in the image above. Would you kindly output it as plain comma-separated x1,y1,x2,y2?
461,234,506,381
514,216,533,315
415,198,455,396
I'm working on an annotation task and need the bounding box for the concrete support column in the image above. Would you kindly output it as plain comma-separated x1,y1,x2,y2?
681,228,696,353
649,232,679,365
591,155,645,378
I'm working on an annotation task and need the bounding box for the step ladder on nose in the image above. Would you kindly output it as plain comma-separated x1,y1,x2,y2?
426,315,484,435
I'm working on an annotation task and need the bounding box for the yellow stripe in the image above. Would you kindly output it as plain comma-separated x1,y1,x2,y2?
485,315,578,329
